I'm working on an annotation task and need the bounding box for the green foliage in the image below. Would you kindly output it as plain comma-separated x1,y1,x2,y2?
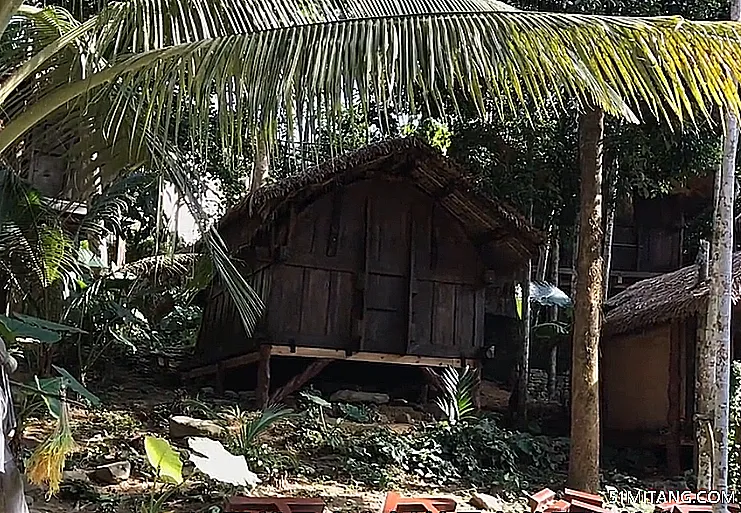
336,403,377,423
0,313,80,344
531,321,571,339
435,366,479,425
231,404,295,450
144,436,183,485
223,404,298,478
291,413,569,489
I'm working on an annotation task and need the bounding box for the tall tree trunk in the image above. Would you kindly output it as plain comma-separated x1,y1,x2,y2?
516,261,531,428
537,213,556,283
568,108,604,493
250,136,270,192
710,12,739,504
548,231,560,400
696,238,714,489
515,205,537,426
602,159,618,301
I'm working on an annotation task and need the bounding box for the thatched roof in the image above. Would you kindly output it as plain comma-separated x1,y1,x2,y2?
603,252,741,337
218,137,542,262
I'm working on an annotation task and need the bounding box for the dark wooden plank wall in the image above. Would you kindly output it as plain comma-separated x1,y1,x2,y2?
195,266,272,363
264,179,487,358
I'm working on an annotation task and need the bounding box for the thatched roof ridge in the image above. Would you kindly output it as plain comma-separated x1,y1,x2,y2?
218,136,542,256
603,252,741,337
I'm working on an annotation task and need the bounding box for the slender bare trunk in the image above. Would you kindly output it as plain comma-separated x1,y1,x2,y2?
548,232,561,400
537,213,556,283
250,136,270,192
516,260,531,428
602,159,618,301
568,108,604,493
709,34,739,509
696,238,714,488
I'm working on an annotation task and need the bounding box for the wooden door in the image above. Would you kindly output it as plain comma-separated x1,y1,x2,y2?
361,183,413,354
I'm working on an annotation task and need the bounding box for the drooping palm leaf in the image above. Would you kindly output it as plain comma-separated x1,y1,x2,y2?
0,0,26,40
6,0,741,165
5,0,741,347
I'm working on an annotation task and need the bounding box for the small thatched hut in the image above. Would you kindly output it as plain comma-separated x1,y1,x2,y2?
602,252,741,473
186,137,541,406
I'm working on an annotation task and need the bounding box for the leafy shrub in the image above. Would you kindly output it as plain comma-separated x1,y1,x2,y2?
222,405,298,479
336,402,377,423
288,412,568,489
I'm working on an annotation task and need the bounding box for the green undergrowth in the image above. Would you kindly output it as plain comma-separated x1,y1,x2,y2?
244,410,570,492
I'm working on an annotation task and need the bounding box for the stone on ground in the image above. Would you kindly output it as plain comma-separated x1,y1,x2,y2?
90,461,131,484
62,470,90,483
469,492,504,511
169,415,224,438
329,390,389,404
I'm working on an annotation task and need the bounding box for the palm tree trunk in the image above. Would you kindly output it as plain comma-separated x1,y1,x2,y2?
250,136,270,191
548,231,560,400
568,107,604,493
516,260,531,428
537,213,555,282
696,238,713,488
709,1,740,499
602,159,618,301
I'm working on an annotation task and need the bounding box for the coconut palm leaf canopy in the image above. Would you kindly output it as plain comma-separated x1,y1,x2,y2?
603,252,741,337
5,0,741,164
5,0,741,338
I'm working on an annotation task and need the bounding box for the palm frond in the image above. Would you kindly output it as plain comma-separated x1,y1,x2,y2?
0,0,26,40
434,365,479,424
77,172,157,240
118,253,204,294
0,167,82,293
236,404,295,449
6,0,741,164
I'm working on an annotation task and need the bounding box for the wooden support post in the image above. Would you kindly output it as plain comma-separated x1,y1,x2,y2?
256,345,272,408
422,366,445,389
269,359,334,405
360,198,372,351
215,361,225,395
326,192,342,257
406,215,417,353
351,198,372,353
472,363,482,410
667,322,682,476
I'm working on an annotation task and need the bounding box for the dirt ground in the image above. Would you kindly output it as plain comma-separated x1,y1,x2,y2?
18,359,675,513
19,360,528,513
